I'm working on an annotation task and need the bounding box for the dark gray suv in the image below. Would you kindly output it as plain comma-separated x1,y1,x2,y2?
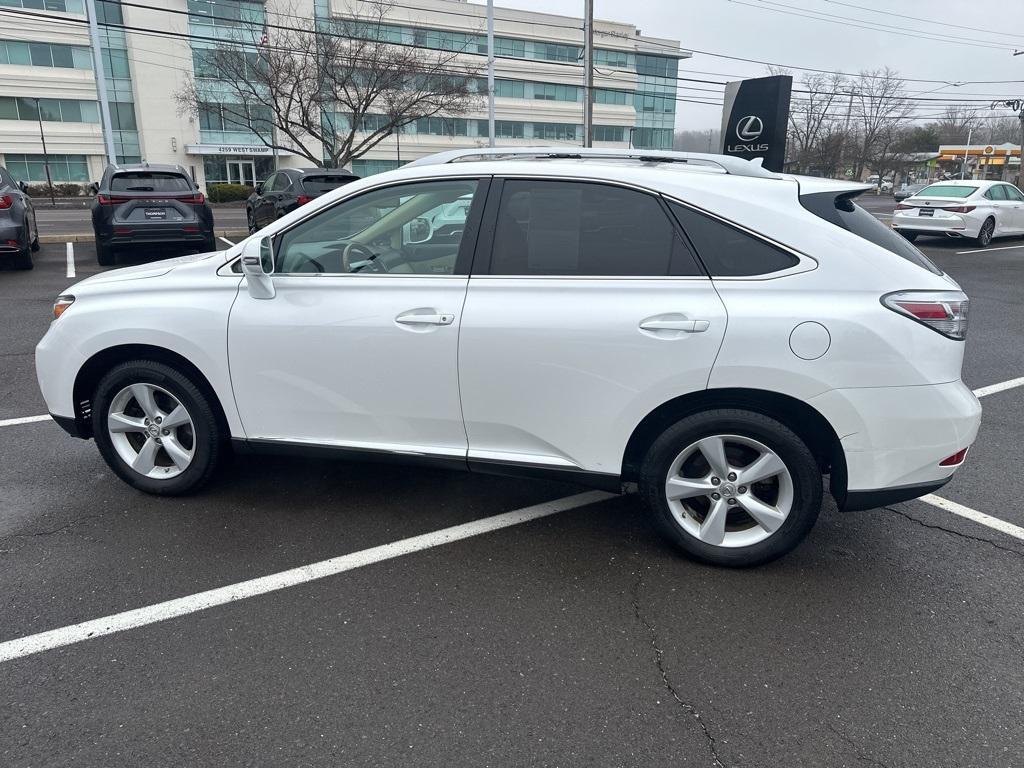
0,167,39,270
91,163,215,265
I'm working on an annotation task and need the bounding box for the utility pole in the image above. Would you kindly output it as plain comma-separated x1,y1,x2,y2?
84,0,116,165
960,127,973,180
33,98,55,206
487,0,495,147
582,0,593,147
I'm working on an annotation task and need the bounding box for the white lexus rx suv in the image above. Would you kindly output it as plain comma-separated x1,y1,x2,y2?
36,148,982,566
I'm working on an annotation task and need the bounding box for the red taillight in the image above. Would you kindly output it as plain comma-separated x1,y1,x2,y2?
179,193,204,204
941,205,975,213
296,194,313,205
0,194,13,209
97,194,129,205
939,447,969,467
895,203,911,210
882,290,969,340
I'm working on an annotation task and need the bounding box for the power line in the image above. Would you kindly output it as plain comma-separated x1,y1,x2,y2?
821,0,1024,44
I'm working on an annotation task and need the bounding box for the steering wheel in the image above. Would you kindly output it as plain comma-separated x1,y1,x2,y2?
342,242,384,273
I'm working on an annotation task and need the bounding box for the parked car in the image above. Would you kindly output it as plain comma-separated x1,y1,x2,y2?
37,147,980,567
892,180,1024,247
894,183,926,203
246,168,359,232
0,166,39,270
91,163,215,266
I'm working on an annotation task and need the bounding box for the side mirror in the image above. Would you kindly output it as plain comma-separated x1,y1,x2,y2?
254,183,264,195
406,217,432,244
240,236,275,300
18,180,28,193
89,182,99,195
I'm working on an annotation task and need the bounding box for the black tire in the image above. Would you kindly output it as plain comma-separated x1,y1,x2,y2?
30,226,40,251
639,409,823,567
96,239,116,266
91,360,225,496
899,232,918,243
12,244,33,269
246,209,256,234
976,217,995,248
203,236,217,253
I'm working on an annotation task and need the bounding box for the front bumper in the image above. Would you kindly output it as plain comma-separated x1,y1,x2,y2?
810,380,981,506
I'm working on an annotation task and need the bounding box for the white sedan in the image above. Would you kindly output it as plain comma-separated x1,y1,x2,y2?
892,180,1024,247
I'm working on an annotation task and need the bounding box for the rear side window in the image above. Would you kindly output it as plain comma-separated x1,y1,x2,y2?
489,180,703,276
800,191,942,275
668,202,799,277
110,172,192,192
984,186,1006,201
302,175,357,194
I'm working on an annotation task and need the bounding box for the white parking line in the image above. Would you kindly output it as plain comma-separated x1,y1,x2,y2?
972,377,1024,398
956,243,1024,255
0,414,51,427
919,494,1024,542
0,490,612,664
65,242,75,279
218,236,235,247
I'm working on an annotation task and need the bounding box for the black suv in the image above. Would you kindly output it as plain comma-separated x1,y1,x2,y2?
246,168,359,232
91,163,215,265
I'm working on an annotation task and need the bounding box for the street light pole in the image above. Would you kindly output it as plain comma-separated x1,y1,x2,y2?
84,0,117,165
486,0,495,147
33,98,55,207
582,0,593,147
960,127,973,180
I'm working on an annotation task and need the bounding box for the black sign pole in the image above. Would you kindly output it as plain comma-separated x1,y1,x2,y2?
719,75,793,173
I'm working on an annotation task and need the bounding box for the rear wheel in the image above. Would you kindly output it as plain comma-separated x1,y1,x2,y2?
12,221,33,269
203,235,217,253
96,239,116,266
976,217,995,248
30,225,40,251
92,360,225,495
640,409,822,567
247,209,256,234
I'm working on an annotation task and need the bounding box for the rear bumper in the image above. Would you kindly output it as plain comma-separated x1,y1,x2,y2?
841,477,951,512
811,380,981,496
0,222,27,252
99,226,213,246
891,213,978,236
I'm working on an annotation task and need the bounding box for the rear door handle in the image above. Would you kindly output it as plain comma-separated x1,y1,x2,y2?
639,317,710,333
395,311,455,326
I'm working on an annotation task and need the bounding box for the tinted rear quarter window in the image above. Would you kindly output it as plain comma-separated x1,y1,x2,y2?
489,179,702,276
110,172,192,192
302,175,357,194
800,191,942,275
668,202,799,277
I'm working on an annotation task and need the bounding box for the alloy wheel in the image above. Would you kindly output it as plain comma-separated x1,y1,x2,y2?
979,219,994,246
107,383,196,479
664,434,794,548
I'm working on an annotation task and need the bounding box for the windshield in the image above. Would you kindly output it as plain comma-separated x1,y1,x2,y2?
916,185,976,199
110,172,192,192
800,190,942,275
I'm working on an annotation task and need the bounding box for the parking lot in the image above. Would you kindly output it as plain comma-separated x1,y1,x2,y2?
3,206,1024,767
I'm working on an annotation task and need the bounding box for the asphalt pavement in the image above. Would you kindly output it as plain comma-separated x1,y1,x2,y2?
3,220,1024,767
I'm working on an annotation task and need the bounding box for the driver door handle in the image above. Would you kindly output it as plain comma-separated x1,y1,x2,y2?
395,311,455,326
639,317,710,333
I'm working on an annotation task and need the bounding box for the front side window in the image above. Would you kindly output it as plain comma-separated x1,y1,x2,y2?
1004,185,1024,202
489,180,702,277
670,202,801,277
274,179,479,275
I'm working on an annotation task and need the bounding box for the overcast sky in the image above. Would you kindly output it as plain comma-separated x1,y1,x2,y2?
478,0,1024,131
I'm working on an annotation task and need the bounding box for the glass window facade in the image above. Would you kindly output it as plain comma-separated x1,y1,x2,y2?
593,125,626,142
0,40,90,68
0,97,99,123
4,153,89,182
0,0,84,12
351,159,403,176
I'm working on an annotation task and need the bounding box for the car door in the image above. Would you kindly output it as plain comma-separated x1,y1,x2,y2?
457,178,728,477
255,173,279,227
1002,184,1024,232
270,171,294,221
228,176,487,456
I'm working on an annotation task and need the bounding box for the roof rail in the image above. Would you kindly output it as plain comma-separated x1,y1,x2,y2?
404,146,781,180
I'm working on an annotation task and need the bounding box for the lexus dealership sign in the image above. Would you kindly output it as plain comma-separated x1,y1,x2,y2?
719,75,793,173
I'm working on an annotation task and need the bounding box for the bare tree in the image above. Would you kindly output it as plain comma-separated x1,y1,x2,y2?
933,105,982,145
769,66,849,175
176,0,480,168
848,68,913,180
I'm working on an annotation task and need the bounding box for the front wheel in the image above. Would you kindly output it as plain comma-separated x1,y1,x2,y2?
92,360,225,495
976,217,995,248
639,409,822,567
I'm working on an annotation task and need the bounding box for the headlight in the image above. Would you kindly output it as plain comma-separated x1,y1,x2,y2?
53,294,75,320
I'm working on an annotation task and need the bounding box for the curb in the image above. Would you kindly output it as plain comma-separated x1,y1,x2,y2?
40,230,249,245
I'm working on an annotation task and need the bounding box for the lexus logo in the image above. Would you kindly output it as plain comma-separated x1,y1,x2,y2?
736,115,764,142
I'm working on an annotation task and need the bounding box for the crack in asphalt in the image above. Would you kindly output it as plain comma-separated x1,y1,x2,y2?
827,723,891,768
630,568,725,768
882,506,1024,559
1,513,101,542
